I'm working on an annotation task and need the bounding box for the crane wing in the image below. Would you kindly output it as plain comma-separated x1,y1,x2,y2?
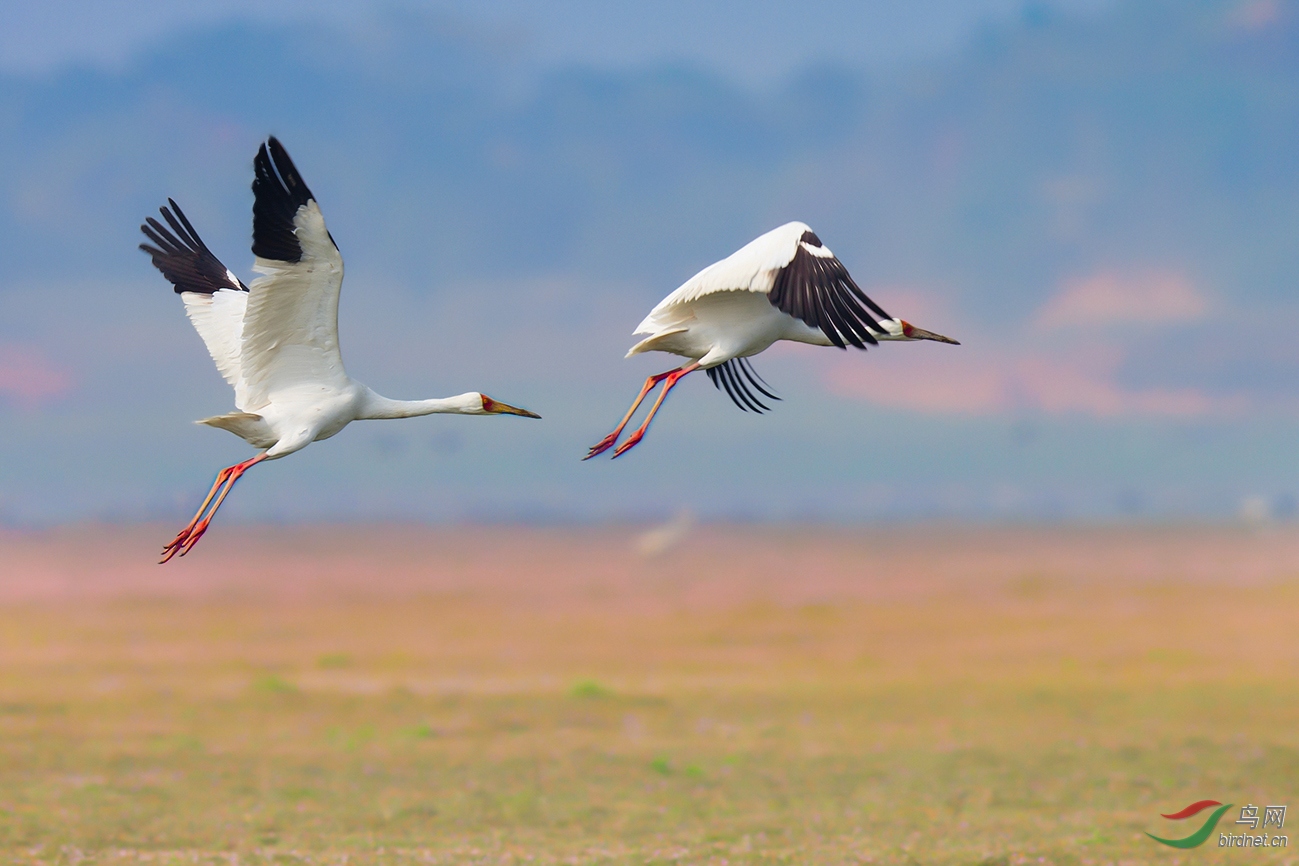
767,227,892,350
140,201,252,405
637,221,893,349
237,137,348,412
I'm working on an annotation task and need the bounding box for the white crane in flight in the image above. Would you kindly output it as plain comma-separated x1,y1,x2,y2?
585,222,957,459
141,137,539,562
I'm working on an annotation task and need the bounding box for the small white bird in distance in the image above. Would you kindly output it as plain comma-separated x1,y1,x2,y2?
141,137,539,563
635,508,694,558
585,222,958,459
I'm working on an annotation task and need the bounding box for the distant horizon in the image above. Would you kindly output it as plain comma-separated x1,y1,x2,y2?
6,512,1295,531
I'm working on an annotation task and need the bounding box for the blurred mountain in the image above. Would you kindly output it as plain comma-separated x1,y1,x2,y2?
2,1,1295,304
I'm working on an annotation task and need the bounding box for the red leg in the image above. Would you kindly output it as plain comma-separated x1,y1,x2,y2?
159,467,239,561
160,453,267,563
611,363,699,458
584,368,682,459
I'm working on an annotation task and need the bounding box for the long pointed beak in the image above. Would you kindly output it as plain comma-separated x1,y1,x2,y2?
907,325,960,345
481,395,541,418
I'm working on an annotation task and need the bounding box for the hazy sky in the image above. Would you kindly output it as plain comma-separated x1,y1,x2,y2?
0,0,1114,79
2,0,1296,527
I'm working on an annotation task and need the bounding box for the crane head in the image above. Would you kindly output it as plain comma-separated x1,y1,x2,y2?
479,394,542,418
900,321,960,345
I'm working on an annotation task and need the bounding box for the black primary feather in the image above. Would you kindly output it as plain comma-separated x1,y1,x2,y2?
251,136,323,263
707,358,779,413
729,362,769,412
139,199,247,295
737,358,780,402
719,363,755,412
768,240,889,350
728,363,768,412
709,362,743,410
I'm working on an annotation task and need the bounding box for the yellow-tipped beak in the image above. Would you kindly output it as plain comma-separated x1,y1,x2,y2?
481,395,541,418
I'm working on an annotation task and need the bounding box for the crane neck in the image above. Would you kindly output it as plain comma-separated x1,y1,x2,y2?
357,388,484,420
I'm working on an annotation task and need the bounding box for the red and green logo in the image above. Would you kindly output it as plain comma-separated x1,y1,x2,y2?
1147,800,1234,848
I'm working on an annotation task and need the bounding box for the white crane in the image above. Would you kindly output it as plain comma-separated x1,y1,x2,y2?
141,137,539,562
585,221,958,459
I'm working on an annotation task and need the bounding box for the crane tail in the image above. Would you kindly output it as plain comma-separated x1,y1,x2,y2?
626,328,689,358
196,412,273,446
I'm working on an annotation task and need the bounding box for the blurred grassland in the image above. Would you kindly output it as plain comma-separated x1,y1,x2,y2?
0,524,1296,864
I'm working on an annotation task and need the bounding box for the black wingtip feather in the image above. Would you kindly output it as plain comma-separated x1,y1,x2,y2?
769,235,891,351
708,359,778,413
251,137,317,263
139,201,246,296
714,364,746,411
733,362,771,412
731,363,770,412
738,358,781,402
819,280,857,349
721,363,755,412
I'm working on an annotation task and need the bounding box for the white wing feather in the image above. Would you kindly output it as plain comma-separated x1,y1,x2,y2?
635,221,822,334
238,201,348,412
180,288,251,409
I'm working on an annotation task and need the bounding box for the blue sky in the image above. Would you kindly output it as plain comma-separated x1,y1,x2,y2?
1,0,1297,524
0,0,1114,79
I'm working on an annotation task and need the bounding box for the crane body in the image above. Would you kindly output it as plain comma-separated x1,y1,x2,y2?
141,138,538,562
586,221,957,458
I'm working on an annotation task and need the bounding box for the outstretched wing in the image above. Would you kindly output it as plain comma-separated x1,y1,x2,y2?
237,137,347,412
140,201,251,404
706,357,782,413
767,226,892,350
638,221,892,350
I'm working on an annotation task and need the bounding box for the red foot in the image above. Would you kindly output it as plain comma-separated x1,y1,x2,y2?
158,453,265,564
160,517,204,563
177,517,214,557
584,432,620,460
161,529,190,559
160,518,208,563
160,519,211,563
159,540,185,564
611,431,644,458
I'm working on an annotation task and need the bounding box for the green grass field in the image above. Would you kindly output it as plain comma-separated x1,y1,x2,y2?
0,525,1296,864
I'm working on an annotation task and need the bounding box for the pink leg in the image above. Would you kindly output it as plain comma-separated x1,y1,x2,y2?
611,363,699,458
160,453,267,563
584,368,682,459
160,467,239,561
